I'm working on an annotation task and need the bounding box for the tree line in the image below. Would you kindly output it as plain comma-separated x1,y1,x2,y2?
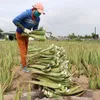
0,28,99,40
67,33,99,39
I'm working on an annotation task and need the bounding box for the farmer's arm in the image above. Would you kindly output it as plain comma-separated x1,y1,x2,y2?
12,12,28,31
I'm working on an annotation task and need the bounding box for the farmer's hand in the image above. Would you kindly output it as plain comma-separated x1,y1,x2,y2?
24,28,31,34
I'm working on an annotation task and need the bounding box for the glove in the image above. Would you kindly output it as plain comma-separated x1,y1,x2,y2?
24,28,31,34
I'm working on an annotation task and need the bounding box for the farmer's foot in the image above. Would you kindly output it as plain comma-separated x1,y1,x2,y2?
22,66,30,73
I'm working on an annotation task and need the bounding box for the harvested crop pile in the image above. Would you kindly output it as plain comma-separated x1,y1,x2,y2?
27,44,84,98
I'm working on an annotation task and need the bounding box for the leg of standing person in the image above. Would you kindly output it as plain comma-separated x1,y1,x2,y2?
16,32,29,68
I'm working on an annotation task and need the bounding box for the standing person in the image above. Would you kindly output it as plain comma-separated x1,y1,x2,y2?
12,3,45,72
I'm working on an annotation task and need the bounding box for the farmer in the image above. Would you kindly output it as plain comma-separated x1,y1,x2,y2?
12,3,45,72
